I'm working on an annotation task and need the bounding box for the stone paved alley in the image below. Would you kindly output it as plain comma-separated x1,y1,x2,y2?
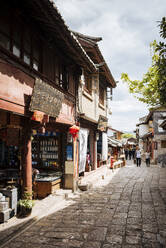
1,160,166,248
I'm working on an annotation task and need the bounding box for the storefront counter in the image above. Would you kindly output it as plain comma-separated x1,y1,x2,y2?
0,169,20,188
34,176,61,198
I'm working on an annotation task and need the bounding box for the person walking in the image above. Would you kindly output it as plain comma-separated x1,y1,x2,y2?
129,148,132,160
136,147,141,167
125,148,129,160
145,151,150,167
132,147,136,160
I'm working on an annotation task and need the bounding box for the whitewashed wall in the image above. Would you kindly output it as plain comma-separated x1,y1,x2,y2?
139,124,149,137
79,74,107,123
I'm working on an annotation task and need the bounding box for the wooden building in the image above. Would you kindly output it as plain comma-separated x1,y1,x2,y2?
137,106,166,164
72,32,116,174
0,0,96,205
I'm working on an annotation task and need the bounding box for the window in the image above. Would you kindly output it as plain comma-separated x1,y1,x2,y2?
161,140,166,148
99,84,105,105
32,39,40,71
59,64,63,88
84,71,92,94
12,22,21,58
42,49,70,91
59,64,69,90
23,32,31,65
43,48,55,79
0,33,10,50
0,6,73,92
0,15,10,50
55,59,60,85
113,132,117,139
154,141,158,150
0,10,41,72
62,65,69,90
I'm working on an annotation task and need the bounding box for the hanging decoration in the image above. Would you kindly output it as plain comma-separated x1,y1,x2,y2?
69,125,80,140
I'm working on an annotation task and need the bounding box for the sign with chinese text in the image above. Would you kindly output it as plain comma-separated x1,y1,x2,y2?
98,115,108,132
30,78,64,118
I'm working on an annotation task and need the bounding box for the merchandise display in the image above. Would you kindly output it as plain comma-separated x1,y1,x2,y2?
32,132,60,170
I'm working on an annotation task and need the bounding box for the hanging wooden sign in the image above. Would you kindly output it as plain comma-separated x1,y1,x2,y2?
29,78,64,118
98,115,108,132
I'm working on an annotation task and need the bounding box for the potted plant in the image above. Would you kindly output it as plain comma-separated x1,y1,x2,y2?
18,192,35,217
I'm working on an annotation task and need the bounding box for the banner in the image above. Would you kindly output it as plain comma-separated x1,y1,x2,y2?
102,132,108,161
79,128,89,173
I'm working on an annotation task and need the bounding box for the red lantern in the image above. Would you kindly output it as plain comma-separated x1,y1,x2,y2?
69,125,79,140
31,111,44,122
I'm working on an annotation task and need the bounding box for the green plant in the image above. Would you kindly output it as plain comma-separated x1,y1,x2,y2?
18,191,35,210
18,198,35,209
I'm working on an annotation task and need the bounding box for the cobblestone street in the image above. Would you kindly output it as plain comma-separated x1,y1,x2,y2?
1,161,166,248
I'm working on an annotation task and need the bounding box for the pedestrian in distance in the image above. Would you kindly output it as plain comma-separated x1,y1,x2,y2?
129,149,132,160
145,151,150,167
132,147,136,160
125,148,129,160
136,147,141,167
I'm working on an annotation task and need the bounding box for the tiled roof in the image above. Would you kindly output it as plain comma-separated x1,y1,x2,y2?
25,0,97,72
72,31,116,88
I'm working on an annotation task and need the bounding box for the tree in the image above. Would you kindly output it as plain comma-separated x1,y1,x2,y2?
122,133,135,139
155,17,166,105
121,17,166,107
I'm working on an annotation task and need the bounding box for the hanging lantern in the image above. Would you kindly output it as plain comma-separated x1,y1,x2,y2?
31,111,44,122
69,125,79,140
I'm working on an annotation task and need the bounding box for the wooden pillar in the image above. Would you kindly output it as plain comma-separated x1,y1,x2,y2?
89,131,94,168
72,137,77,192
94,136,97,170
21,119,32,197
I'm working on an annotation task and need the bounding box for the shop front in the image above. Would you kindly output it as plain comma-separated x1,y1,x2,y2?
31,129,62,198
97,115,108,167
0,73,75,213
0,110,22,218
78,117,98,176
29,79,75,197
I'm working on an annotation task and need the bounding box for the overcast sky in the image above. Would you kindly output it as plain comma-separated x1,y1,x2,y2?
54,0,166,133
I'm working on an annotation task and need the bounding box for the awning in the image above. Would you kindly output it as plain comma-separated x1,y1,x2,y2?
108,137,122,147
127,141,136,145
140,132,152,139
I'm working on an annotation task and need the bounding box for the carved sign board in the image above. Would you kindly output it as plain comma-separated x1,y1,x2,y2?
98,115,108,132
29,78,64,118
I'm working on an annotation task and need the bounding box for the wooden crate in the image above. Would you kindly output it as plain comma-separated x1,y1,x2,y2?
35,179,61,198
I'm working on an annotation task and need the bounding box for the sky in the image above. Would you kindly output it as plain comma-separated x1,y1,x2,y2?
54,0,166,133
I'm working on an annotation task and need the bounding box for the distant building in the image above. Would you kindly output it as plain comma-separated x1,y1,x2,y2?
136,106,166,164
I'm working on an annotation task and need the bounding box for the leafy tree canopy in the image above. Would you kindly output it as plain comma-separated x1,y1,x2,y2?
156,17,166,104
122,133,135,139
121,17,166,107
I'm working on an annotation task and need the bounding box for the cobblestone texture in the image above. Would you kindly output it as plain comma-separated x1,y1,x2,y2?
1,161,166,247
